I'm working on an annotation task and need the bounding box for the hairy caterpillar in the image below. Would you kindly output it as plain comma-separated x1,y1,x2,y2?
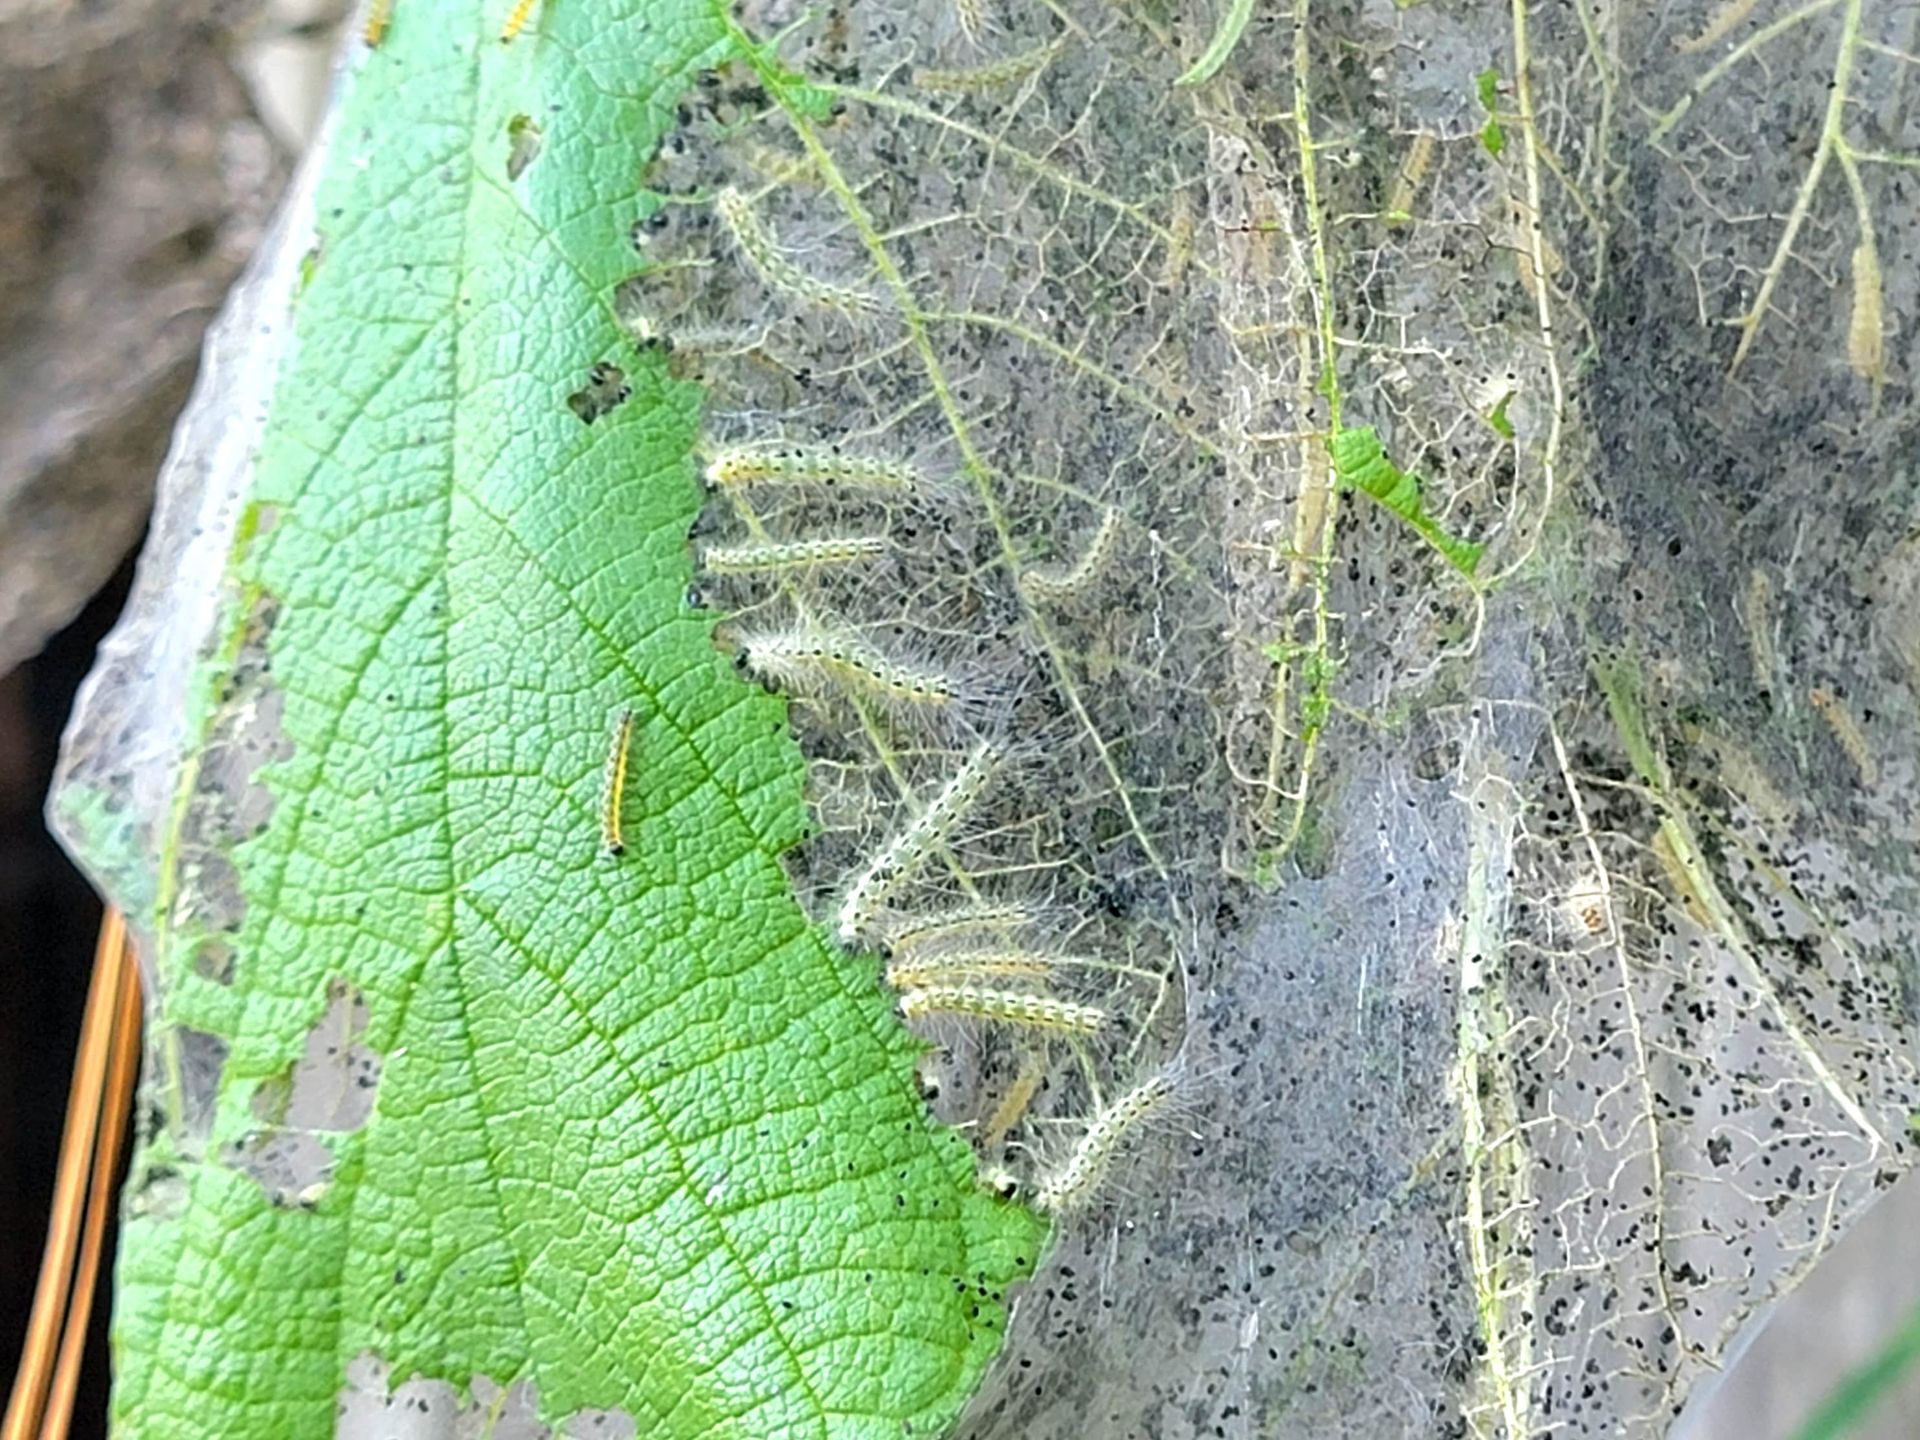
704,444,919,493
914,39,1061,92
600,706,636,857
714,187,877,314
738,629,956,709
1034,1066,1178,1213
837,743,999,945
883,949,1063,989
701,535,888,575
896,985,1107,1036
883,903,1036,955
499,0,539,42
1021,506,1123,604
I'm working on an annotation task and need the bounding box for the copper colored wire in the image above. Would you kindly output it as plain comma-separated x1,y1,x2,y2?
2,910,139,1440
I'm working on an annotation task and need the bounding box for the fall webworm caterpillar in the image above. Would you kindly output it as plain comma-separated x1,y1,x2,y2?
896,985,1108,1037
499,0,539,42
1034,1064,1179,1213
704,444,920,493
882,903,1037,955
714,186,877,315
363,0,393,45
883,949,1063,988
837,742,999,945
600,706,636,857
701,535,889,575
914,39,1061,93
1021,506,1122,604
738,629,957,710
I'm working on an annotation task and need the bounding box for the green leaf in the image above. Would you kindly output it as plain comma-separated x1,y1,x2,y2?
1329,426,1484,577
107,6,1045,1437
1476,68,1507,156
1487,391,1515,439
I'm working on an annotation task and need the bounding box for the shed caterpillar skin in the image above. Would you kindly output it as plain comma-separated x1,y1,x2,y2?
600,706,636,857
704,445,919,493
896,985,1108,1036
952,0,992,45
1809,686,1879,788
738,629,957,709
914,39,1061,92
882,903,1037,955
1035,1066,1178,1213
499,0,538,42
982,1048,1048,1149
714,186,877,314
1384,133,1437,227
1021,506,1123,603
1743,566,1776,695
1848,240,1885,384
837,743,999,945
701,535,889,575
1674,0,1761,52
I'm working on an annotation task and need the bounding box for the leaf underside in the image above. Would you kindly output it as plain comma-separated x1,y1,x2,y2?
109,6,1045,1436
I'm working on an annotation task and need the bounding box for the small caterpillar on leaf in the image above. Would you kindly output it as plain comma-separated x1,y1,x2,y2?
715,186,877,314
600,706,636,857
363,0,394,45
705,444,919,493
896,985,1107,1036
1035,1065,1178,1213
702,535,889,575
838,743,999,945
500,0,539,41
915,39,1061,92
1021,506,1123,604
739,629,956,710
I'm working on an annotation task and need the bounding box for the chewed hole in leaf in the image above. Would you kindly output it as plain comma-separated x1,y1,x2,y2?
566,361,631,424
222,981,381,1208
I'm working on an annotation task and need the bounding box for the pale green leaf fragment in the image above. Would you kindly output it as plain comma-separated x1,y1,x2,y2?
1487,391,1515,439
1329,426,1485,578
1476,66,1507,157
104,4,1047,1438
1175,0,1255,87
